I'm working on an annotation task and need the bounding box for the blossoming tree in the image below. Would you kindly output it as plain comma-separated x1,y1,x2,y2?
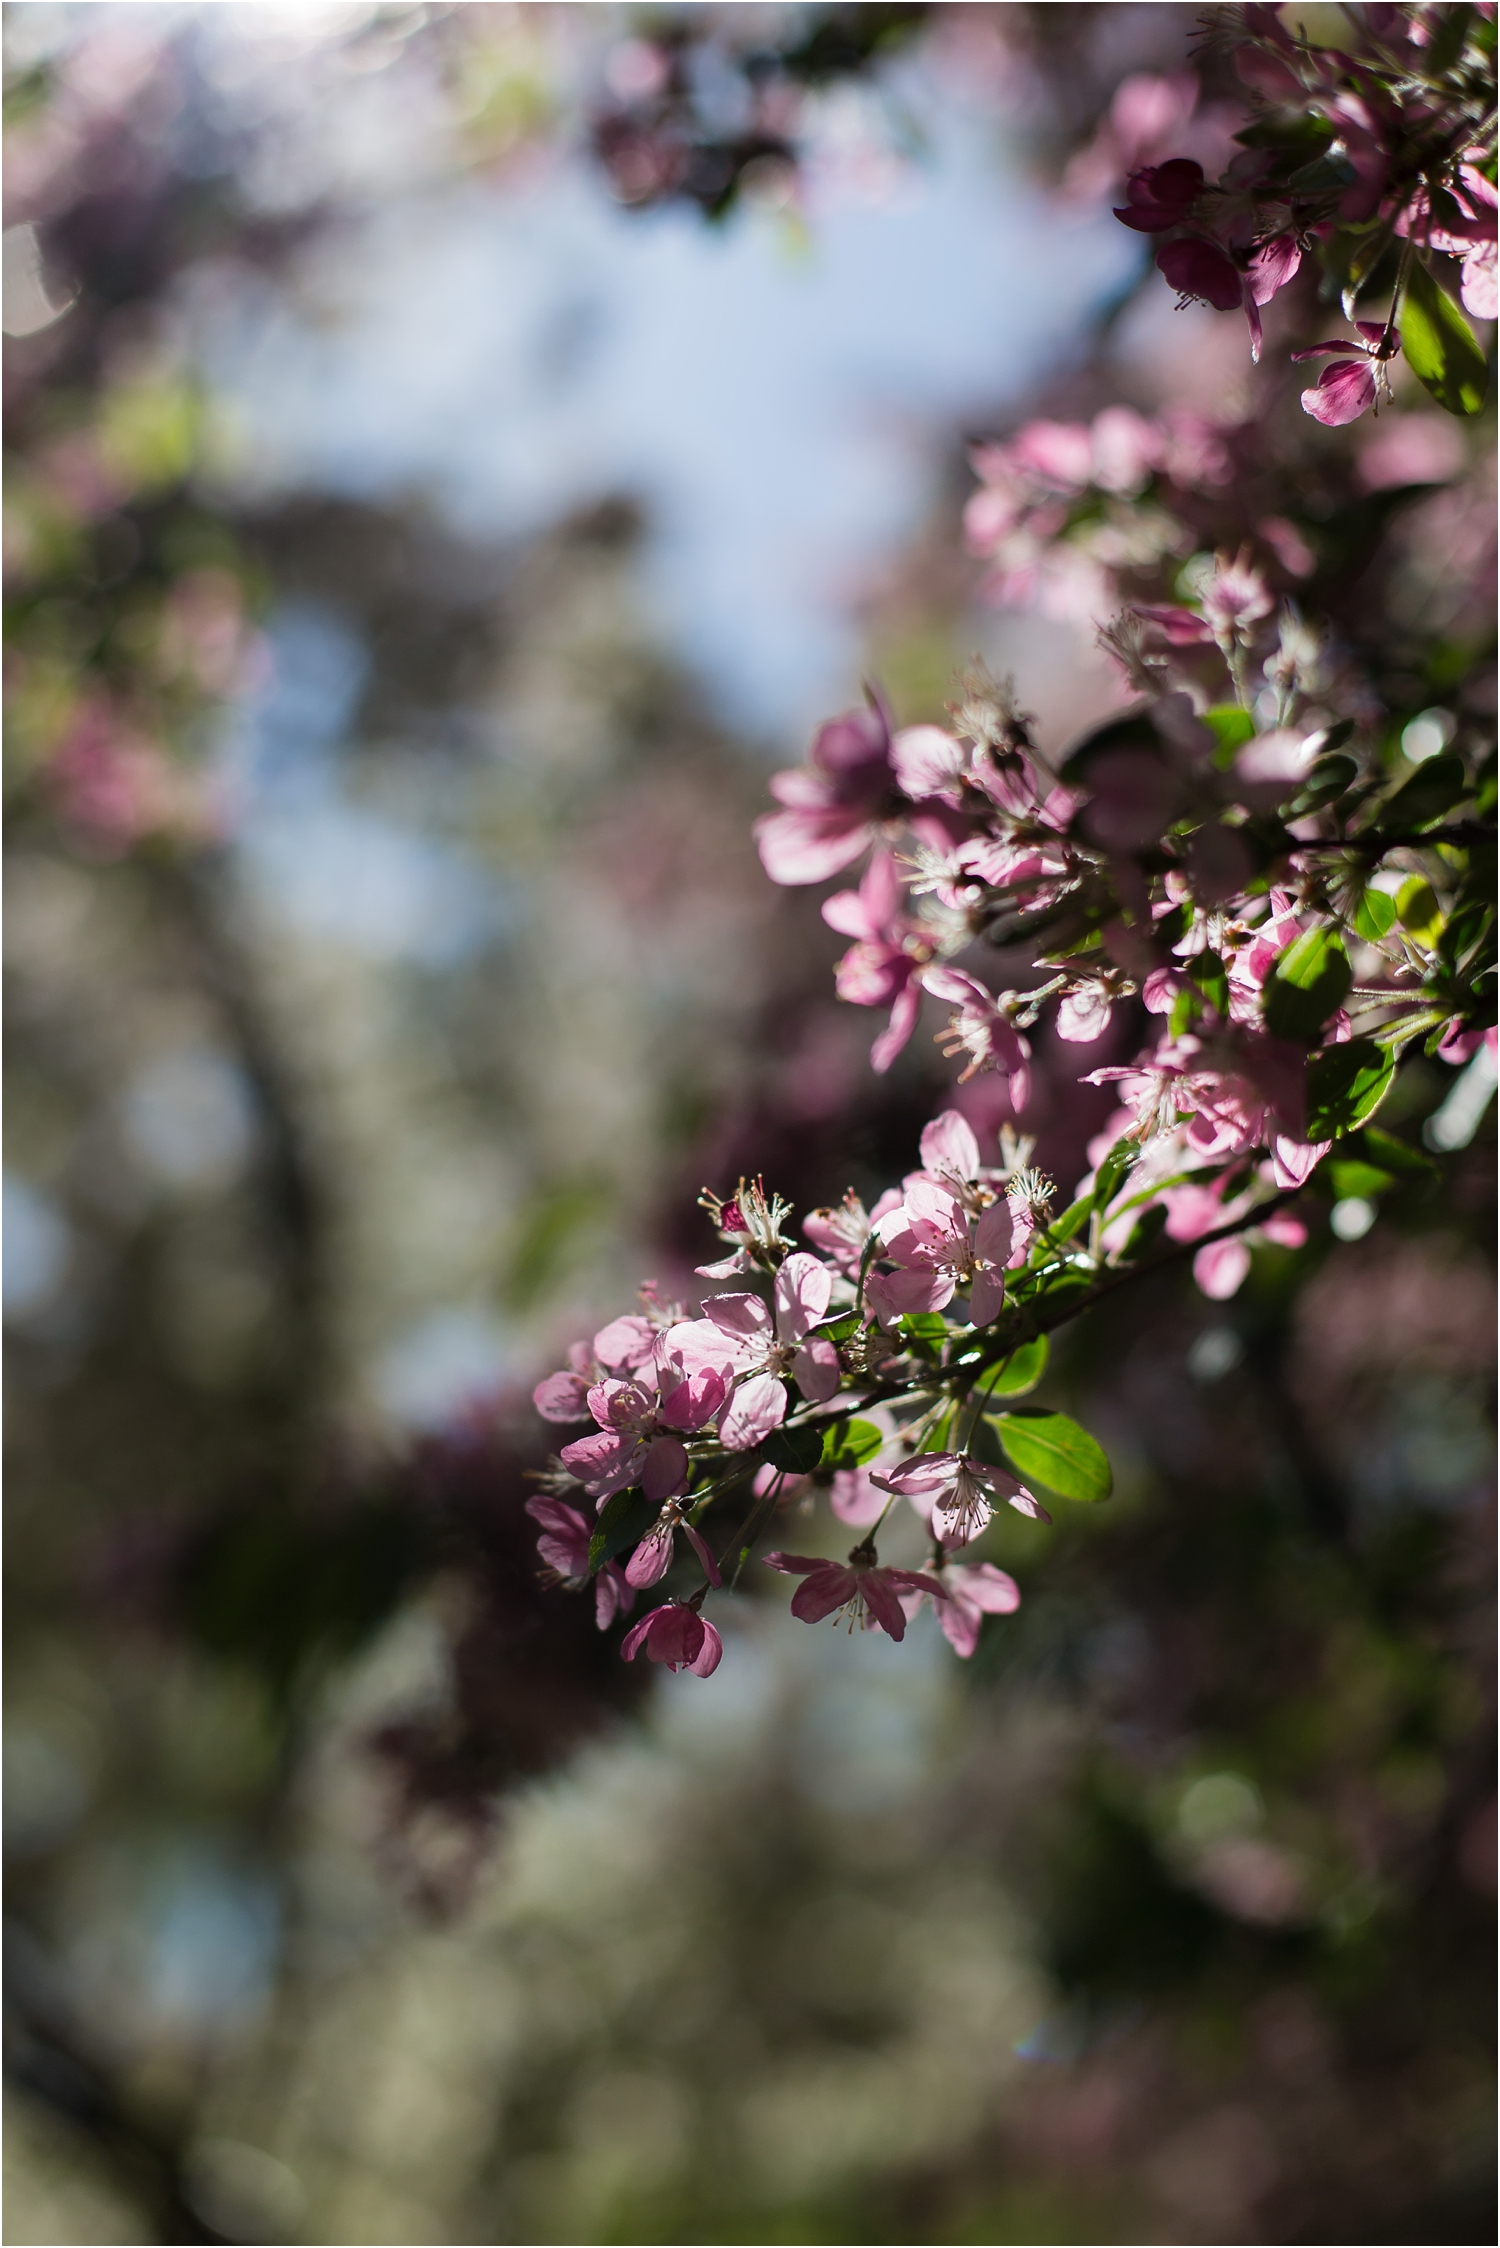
534,0,1495,1678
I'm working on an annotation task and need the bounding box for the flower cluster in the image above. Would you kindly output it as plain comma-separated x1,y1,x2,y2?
532,4,1493,1684
1118,4,1495,424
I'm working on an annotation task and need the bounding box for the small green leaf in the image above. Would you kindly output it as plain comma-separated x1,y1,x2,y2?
1169,987,1197,1038
1383,753,1466,831
1119,1203,1169,1262
1203,704,1256,768
762,1421,823,1475
589,1487,661,1572
1045,1197,1093,1246
1352,887,1397,941
1399,257,1489,417
898,1312,949,1352
1188,948,1230,1021
1327,1158,1395,1199
1264,927,1352,1043
819,1417,883,1471
1360,1126,1435,1177
972,1335,1049,1399
994,1410,1113,1502
1287,754,1357,814
1304,1037,1396,1139
809,1310,861,1343
1092,1139,1137,1213
1396,875,1443,942
1439,899,1495,972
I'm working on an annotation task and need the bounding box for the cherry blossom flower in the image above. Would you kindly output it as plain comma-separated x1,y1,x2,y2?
624,1507,723,1590
803,1187,902,1276
697,1176,797,1278
532,1312,660,1423
1113,156,1206,231
1154,229,1301,360
699,1251,841,1447
753,700,899,884
762,1548,946,1639
905,1110,1004,1212
866,1180,1012,1327
621,1600,723,1677
902,1561,1022,1657
1292,322,1397,427
559,1354,729,1503
822,848,928,1072
871,1451,1048,1543
922,965,1032,1101
525,1496,635,1628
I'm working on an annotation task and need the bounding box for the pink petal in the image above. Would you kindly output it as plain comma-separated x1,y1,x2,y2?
1246,232,1300,305
1270,1135,1330,1190
642,1435,689,1502
533,1371,592,1423
821,887,879,940
829,1469,887,1527
788,1567,858,1624
1193,1237,1252,1300
865,1267,955,1324
1156,237,1244,313
761,1551,827,1575
718,1371,787,1451
683,1523,723,1587
871,978,923,1073
625,1520,675,1587
791,1336,841,1403
973,1200,1014,1266
1300,360,1377,427
775,1252,833,1340
967,1267,1007,1326
701,1293,773,1343
1008,1489,1052,1524
860,1574,909,1640
687,1617,723,1677
593,1313,657,1371
1461,241,1498,322
918,1110,981,1180
753,807,872,886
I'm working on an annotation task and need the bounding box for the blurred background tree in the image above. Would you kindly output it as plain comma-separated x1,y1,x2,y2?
4,6,1493,2244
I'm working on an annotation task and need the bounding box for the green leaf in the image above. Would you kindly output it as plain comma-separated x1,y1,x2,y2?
1169,987,1197,1038
762,1420,824,1475
819,1417,883,1471
809,1310,861,1343
1360,1126,1435,1177
898,1312,949,1353
1021,1270,1095,1321
1203,704,1256,769
1119,1203,1169,1262
1188,948,1230,1021
589,1487,661,1573
1326,1158,1395,1199
1396,875,1443,943
1383,753,1466,831
1439,899,1495,972
1044,1197,1093,1246
1399,259,1489,416
1287,754,1357,815
1092,1138,1137,1213
972,1335,1049,1400
1352,887,1397,941
1304,1037,1396,1139
1264,927,1352,1043
994,1410,1113,1503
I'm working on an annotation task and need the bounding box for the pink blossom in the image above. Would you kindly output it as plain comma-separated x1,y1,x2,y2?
560,1352,728,1503
1056,981,1117,1043
1292,321,1394,426
903,1561,1021,1658
803,1187,903,1276
621,1601,723,1677
823,849,926,1071
533,1312,659,1422
762,1549,946,1640
1200,551,1274,639
1194,1236,1252,1299
866,1180,1011,1328
525,1496,635,1629
753,702,898,884
828,1469,888,1527
700,1251,841,1448
905,1110,1002,1209
1113,157,1206,232
871,1450,1047,1543
922,966,1032,1103
1155,231,1301,360
625,1509,723,1590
